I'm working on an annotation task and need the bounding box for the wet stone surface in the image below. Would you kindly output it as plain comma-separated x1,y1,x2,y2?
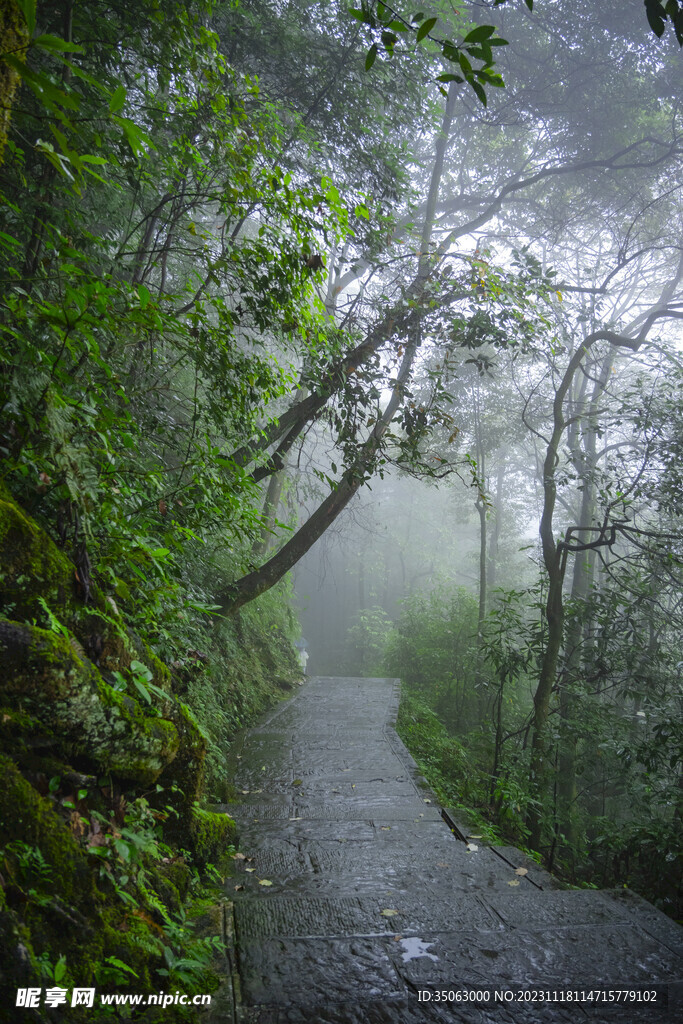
218,677,682,1023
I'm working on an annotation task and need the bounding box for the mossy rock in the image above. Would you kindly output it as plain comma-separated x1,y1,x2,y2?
0,492,78,624
0,757,208,1017
158,701,207,811
0,619,179,785
189,805,236,870
0,754,98,1004
147,858,192,913
0,755,91,904
0,490,165,689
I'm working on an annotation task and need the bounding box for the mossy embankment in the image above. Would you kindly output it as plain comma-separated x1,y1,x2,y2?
0,486,301,1020
396,687,509,846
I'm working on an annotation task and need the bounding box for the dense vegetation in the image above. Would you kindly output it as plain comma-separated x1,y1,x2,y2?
1,0,681,1015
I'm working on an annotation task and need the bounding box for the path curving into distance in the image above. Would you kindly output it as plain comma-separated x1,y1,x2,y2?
213,677,682,1023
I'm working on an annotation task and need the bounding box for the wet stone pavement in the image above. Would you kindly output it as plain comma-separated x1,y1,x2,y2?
213,677,683,1023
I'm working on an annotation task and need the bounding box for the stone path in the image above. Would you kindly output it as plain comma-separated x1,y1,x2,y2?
213,677,682,1023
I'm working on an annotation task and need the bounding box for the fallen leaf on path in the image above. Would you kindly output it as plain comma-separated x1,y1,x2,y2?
232,852,247,861
468,835,483,839
508,879,520,886
258,879,273,886
514,867,528,876
380,826,391,831
466,843,478,852
380,909,399,917
288,816,302,820
436,862,449,868
234,885,244,891
423,799,431,804
245,867,255,873
292,779,303,786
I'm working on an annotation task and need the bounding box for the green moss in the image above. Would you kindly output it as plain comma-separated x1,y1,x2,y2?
1,619,179,784
0,494,78,623
0,756,222,1018
159,701,207,809
0,755,97,1004
189,805,235,869
184,595,301,800
0,755,90,903
0,2,28,164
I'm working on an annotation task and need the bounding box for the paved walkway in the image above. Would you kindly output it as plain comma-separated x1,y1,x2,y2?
216,677,682,1023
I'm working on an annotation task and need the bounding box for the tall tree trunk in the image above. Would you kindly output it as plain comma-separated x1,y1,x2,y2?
487,458,505,595
526,327,646,853
477,494,487,627
557,349,615,854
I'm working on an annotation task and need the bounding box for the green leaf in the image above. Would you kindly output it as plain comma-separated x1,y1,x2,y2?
416,16,437,41
103,957,137,979
471,80,488,106
463,25,496,43
645,2,666,37
130,659,153,680
54,956,67,985
109,84,127,114
17,0,36,36
365,43,378,70
33,34,84,54
349,6,375,27
466,45,493,63
3,55,80,111
138,284,151,309
133,679,152,704
115,838,131,863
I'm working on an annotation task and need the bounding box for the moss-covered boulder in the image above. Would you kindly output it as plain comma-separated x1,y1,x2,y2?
189,805,236,870
0,755,97,1002
0,756,179,1010
0,491,79,624
0,620,179,785
0,488,171,694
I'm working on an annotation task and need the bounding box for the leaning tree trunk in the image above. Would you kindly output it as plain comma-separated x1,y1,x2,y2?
252,464,288,560
219,82,460,616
